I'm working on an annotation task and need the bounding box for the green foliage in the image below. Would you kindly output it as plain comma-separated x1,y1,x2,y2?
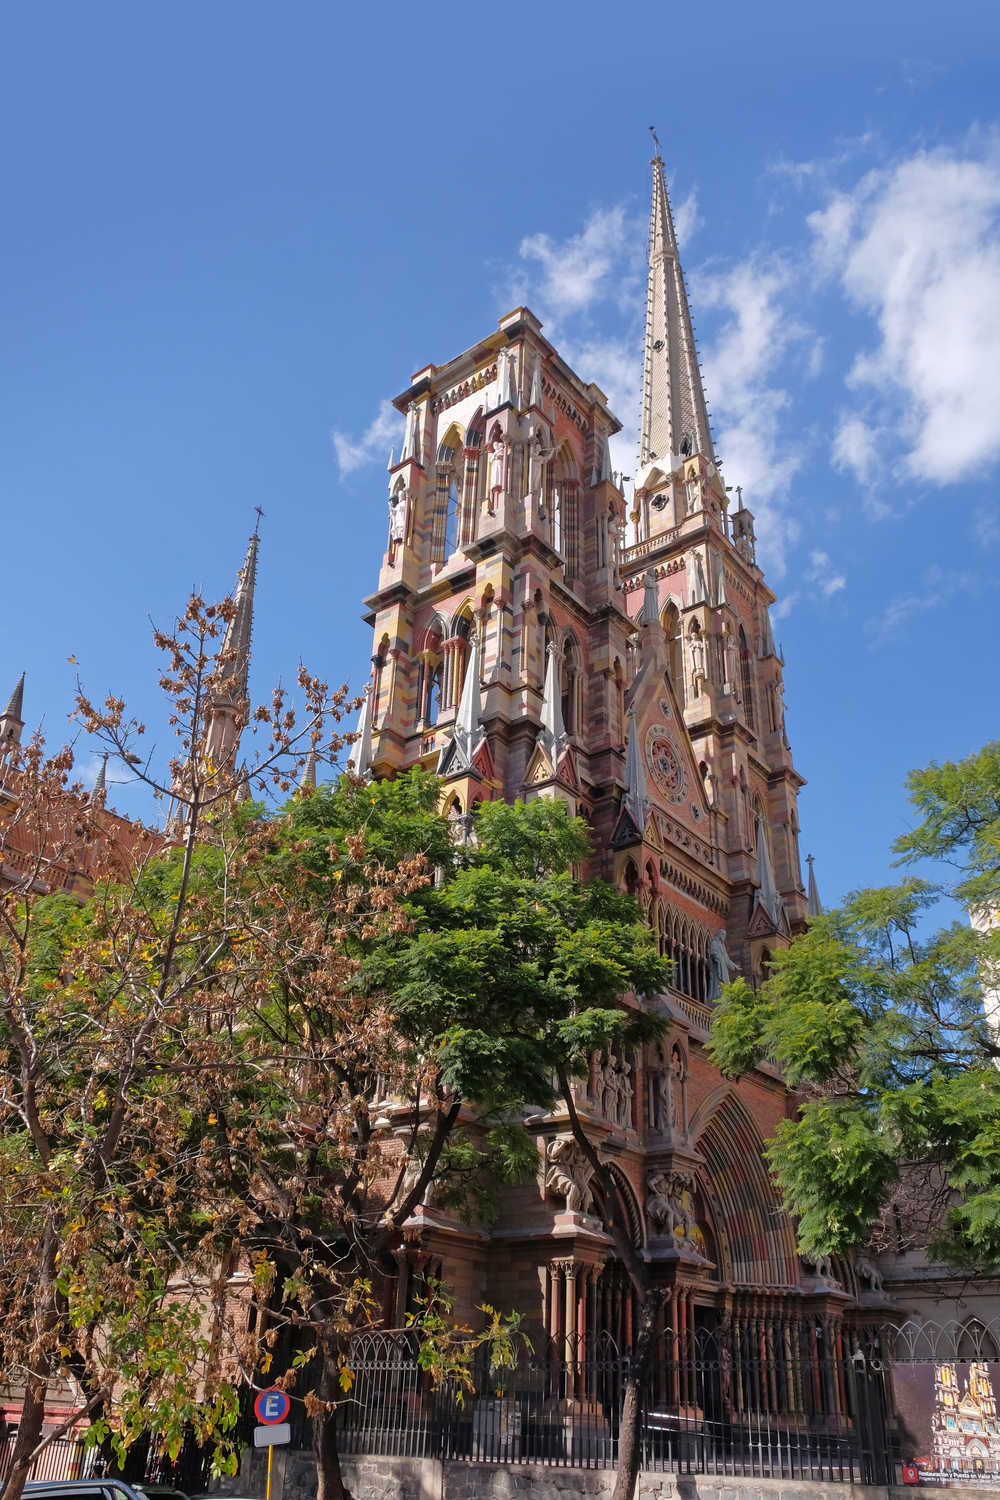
708,738,1000,1268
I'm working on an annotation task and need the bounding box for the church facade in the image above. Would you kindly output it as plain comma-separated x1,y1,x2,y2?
354,146,882,1367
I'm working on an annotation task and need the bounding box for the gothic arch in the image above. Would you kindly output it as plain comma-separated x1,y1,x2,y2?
603,1161,645,1248
561,630,583,736
662,600,683,701
691,1089,799,1288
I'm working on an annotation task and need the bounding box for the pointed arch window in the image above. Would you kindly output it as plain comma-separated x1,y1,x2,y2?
662,603,683,703
561,634,582,737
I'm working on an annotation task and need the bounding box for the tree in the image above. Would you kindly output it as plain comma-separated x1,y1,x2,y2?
0,591,351,1500
374,795,672,1500
708,738,1000,1271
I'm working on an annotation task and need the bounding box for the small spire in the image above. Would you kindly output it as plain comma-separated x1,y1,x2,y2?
91,752,108,805
639,139,715,471
400,402,422,464
298,748,318,792
529,353,543,411
806,854,823,917
538,641,566,763
714,553,728,608
756,816,783,927
453,631,483,762
623,707,649,830
496,348,518,408
351,684,373,780
759,608,777,660
0,672,25,748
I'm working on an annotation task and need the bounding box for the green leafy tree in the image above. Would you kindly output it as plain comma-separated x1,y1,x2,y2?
374,795,672,1500
709,739,1000,1269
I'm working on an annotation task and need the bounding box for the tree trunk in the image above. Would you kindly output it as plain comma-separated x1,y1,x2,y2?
0,1356,49,1500
312,1355,352,1500
611,1290,661,1500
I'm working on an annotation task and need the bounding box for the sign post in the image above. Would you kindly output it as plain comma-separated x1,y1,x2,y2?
253,1388,292,1500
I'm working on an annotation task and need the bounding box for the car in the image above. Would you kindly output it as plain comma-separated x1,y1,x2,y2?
25,1482,146,1500
134,1487,190,1500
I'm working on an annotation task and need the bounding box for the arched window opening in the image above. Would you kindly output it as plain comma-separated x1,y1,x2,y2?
562,635,581,737
372,635,389,724
623,860,639,901
445,482,460,558
739,625,755,729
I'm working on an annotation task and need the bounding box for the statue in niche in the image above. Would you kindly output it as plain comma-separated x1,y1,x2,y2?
545,1135,595,1215
707,929,738,1002
669,1043,687,1134
527,421,557,503
686,478,701,515
387,490,406,564
597,1050,633,1128
650,1047,671,1134
487,437,506,514
609,511,624,588
689,630,707,686
723,630,737,688
646,1169,697,1247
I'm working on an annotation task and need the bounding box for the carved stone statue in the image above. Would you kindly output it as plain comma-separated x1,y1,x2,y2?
387,492,406,564
487,438,505,514
646,1169,697,1247
689,631,707,683
651,1056,671,1134
854,1254,885,1293
707,929,738,1002
545,1135,595,1215
686,478,701,515
527,421,557,501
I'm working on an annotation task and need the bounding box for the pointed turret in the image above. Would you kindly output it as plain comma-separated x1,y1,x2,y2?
0,672,25,748
806,854,822,917
538,641,566,764
91,753,108,806
638,131,714,477
528,353,543,411
755,816,784,929
298,748,318,793
219,532,258,702
450,632,483,769
623,707,649,831
351,685,373,781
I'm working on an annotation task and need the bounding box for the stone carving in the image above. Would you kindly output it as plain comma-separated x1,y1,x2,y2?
855,1254,885,1293
545,1135,596,1215
689,630,706,685
596,1051,633,1128
527,421,558,502
806,1253,840,1286
646,1169,697,1248
686,478,701,515
650,1049,671,1135
387,490,407,563
706,929,738,1002
487,438,506,514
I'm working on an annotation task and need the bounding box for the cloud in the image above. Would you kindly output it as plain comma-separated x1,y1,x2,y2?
807,549,847,597
694,258,810,575
672,190,701,249
865,564,978,647
517,205,644,322
332,399,403,477
810,139,1000,484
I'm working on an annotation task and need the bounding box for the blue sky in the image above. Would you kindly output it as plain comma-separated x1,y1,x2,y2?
1,0,997,911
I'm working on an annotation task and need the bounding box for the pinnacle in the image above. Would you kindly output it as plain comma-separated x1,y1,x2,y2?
3,671,25,722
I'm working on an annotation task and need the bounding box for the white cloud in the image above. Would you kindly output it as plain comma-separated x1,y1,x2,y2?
811,140,1000,484
517,206,644,321
695,258,810,575
673,190,701,249
332,399,403,477
807,549,847,597
865,564,978,647
830,413,882,485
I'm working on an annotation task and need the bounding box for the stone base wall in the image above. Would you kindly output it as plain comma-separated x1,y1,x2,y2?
238,1447,1000,1500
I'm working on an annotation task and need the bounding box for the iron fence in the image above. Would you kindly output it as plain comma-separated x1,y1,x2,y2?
332,1328,898,1484
0,1435,97,1485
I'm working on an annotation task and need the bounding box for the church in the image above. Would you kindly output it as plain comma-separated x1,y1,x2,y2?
351,141,883,1372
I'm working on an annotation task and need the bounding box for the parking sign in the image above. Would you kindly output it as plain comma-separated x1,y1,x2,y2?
254,1388,291,1424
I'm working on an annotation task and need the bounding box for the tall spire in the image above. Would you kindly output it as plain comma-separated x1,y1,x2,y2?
0,672,25,747
91,752,108,805
639,130,714,472
453,631,482,761
218,531,259,702
806,854,823,917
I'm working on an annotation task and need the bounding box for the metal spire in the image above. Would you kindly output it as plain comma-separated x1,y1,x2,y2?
639,129,714,472
806,853,823,917
219,532,259,701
